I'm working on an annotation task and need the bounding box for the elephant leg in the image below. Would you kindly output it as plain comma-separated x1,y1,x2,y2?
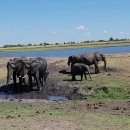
44,72,48,83
29,75,33,87
19,77,22,86
94,63,100,74
72,75,76,81
13,72,17,85
81,74,83,81
42,77,44,85
71,63,74,73
36,77,41,90
40,77,44,86
23,78,27,86
88,70,92,80
35,71,41,90
44,76,46,82
84,72,87,80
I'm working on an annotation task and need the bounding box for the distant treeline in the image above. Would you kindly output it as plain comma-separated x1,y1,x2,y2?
2,38,129,48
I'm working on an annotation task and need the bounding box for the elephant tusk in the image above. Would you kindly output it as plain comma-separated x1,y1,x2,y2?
22,74,27,79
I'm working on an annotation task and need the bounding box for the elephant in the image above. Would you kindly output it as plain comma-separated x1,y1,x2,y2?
71,63,92,81
6,57,28,86
68,52,107,74
20,57,48,91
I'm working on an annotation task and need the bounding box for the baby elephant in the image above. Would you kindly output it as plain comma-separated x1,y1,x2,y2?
71,63,92,81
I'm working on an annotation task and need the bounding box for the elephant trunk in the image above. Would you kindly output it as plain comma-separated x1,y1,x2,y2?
6,63,14,86
68,60,70,66
68,56,73,66
21,62,30,78
99,54,107,72
6,73,11,86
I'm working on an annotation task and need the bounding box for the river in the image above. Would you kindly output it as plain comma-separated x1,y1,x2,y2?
0,46,130,58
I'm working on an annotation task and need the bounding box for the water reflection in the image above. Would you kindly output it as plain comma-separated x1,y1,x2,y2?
0,92,15,100
0,92,68,101
48,96,68,101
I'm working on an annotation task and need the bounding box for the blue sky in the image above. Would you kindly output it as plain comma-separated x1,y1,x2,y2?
0,0,130,46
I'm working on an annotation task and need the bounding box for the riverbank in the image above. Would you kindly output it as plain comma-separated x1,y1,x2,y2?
1,40,130,53
0,54,130,129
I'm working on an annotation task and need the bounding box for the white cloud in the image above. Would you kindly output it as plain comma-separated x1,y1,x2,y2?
51,32,56,35
104,30,108,34
76,25,88,31
118,32,124,35
118,32,125,37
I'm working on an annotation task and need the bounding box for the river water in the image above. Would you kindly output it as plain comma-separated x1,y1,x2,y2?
0,46,130,58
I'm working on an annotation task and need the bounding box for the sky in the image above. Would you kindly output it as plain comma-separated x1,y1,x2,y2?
0,0,130,46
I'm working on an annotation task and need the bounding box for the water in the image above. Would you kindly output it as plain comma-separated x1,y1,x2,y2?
0,46,130,58
0,92,68,101
48,96,68,101
0,92,15,100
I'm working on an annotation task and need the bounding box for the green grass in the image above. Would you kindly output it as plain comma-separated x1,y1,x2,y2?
0,102,129,130
59,72,130,100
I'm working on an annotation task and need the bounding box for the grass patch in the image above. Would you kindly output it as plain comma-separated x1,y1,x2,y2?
0,101,130,130
91,87,130,100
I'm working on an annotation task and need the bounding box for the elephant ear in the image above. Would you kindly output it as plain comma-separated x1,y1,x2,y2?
30,62,40,74
94,53,102,61
100,53,105,59
7,61,16,69
81,64,87,71
69,56,73,60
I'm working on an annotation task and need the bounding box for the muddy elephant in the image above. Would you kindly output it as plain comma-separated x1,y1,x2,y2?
6,57,28,86
20,57,48,91
68,52,107,74
71,63,92,81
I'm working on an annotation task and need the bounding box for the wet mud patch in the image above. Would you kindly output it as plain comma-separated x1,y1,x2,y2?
0,83,48,100
0,78,95,101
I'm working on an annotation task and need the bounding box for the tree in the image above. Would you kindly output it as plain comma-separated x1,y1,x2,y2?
28,43,32,46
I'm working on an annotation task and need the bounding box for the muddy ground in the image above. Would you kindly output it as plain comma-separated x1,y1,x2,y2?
0,55,130,117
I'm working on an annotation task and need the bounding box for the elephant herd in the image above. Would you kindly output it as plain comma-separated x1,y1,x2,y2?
6,57,49,91
68,52,107,80
6,52,107,91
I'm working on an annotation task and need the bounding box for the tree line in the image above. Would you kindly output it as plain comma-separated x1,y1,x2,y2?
2,38,129,48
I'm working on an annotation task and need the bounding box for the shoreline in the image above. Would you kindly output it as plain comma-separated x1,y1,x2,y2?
0,41,130,53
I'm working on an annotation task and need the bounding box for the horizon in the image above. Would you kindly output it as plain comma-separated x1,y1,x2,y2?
0,0,130,47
